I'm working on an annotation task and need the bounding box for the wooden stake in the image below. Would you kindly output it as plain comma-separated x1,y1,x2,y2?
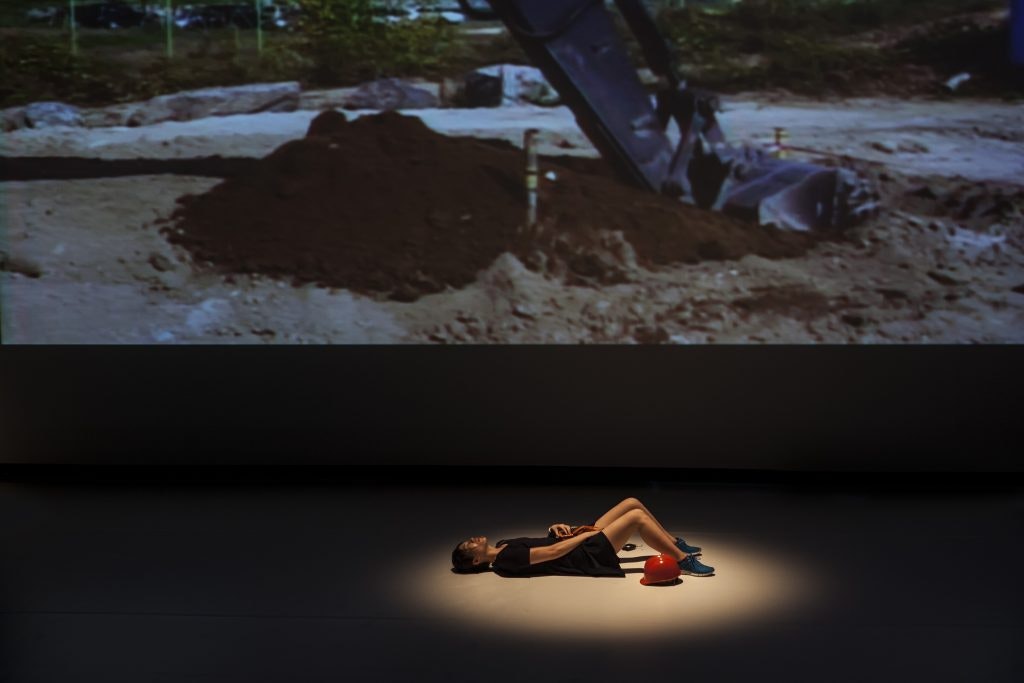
524,128,540,231
773,127,790,159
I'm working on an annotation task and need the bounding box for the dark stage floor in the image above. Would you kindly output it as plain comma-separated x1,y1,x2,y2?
1,476,1021,682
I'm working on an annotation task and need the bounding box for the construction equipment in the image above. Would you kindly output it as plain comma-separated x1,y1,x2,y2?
483,0,873,231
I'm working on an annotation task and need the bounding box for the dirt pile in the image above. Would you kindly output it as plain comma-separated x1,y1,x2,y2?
164,111,816,301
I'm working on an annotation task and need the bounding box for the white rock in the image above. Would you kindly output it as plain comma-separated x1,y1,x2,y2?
1,106,28,132
466,64,561,107
185,298,231,335
120,82,301,127
343,78,439,111
944,73,971,92
24,102,84,129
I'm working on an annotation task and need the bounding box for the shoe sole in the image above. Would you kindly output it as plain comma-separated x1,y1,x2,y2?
678,566,715,576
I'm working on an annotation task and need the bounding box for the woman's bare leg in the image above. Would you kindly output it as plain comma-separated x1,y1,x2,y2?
593,498,678,543
600,509,687,561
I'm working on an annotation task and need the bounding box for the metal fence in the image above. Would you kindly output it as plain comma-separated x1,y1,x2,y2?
23,1,296,58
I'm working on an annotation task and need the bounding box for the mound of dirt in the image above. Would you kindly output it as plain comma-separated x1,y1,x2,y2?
164,110,816,301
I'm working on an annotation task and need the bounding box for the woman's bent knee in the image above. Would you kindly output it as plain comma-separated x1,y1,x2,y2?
625,508,646,523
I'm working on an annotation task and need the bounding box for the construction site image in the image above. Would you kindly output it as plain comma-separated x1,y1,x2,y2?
2,0,1023,343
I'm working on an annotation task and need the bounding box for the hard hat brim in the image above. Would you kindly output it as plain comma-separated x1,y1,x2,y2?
639,575,679,586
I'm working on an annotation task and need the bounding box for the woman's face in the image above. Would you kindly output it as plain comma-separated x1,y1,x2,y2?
460,536,488,564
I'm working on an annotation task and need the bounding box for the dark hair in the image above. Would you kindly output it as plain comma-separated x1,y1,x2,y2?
452,543,490,574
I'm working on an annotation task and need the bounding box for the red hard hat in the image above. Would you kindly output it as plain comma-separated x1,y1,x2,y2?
639,554,681,586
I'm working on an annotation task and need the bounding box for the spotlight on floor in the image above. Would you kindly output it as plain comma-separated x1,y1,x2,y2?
397,530,826,643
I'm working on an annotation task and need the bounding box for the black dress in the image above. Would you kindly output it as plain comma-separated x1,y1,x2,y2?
491,533,625,578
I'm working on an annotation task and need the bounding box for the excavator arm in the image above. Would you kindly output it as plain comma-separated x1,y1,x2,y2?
484,0,871,231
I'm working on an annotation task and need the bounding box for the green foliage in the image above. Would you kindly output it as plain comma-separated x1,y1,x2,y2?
0,34,129,106
0,1,463,107
2,0,1017,108
656,0,1014,96
759,36,887,92
899,19,1022,96
290,0,458,85
706,0,1004,36
816,0,1003,33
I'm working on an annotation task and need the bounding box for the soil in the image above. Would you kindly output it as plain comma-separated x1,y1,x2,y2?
2,93,1023,344
158,110,814,303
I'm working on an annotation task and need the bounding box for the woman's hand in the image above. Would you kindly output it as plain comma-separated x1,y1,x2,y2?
531,526,604,565
548,523,572,538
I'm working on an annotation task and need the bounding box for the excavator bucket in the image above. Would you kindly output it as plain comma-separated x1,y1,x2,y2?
700,144,877,231
485,0,872,231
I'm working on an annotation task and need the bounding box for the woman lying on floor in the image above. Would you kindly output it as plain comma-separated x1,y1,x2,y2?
451,497,714,578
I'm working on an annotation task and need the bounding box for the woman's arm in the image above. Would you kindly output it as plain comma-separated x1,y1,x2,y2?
529,529,602,565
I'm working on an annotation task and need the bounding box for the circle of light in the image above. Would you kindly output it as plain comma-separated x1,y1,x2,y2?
398,530,827,641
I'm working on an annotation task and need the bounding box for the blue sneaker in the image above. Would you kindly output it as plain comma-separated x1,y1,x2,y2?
675,536,702,555
678,555,715,576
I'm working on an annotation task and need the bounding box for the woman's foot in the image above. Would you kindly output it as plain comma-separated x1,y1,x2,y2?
675,536,702,555
678,555,715,576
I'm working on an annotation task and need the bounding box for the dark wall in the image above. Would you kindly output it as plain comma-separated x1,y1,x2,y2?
0,346,1018,472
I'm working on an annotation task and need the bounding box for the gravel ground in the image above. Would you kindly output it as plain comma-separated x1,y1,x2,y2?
2,92,1022,343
